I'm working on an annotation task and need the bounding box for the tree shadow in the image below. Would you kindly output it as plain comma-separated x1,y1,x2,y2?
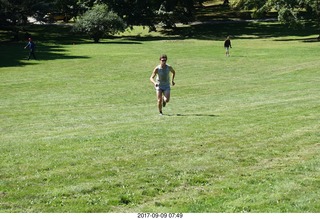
274,37,320,42
157,20,318,41
123,3,319,42
26,24,87,45
93,40,142,45
0,24,94,68
166,113,217,117
112,19,319,43
35,45,90,61
0,42,89,68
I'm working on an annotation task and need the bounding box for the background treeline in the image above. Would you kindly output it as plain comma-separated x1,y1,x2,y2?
1,0,319,41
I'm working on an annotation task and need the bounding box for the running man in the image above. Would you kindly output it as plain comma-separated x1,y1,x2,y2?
150,54,176,115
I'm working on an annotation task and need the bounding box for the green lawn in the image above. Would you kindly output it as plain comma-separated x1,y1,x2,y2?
1,22,320,212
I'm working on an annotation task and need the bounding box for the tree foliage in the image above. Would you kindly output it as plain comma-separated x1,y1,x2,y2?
0,0,41,40
73,3,126,42
0,0,36,26
76,0,196,30
234,0,320,30
0,0,198,31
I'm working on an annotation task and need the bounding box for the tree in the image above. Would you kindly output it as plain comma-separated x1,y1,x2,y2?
73,3,126,42
0,0,40,41
101,0,196,30
234,0,320,36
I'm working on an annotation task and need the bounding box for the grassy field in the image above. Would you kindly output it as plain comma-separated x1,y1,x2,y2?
1,18,320,213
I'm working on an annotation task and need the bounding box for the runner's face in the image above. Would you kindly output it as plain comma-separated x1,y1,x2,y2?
160,58,167,66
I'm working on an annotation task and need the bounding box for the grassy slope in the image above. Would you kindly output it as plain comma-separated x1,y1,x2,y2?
1,3,320,213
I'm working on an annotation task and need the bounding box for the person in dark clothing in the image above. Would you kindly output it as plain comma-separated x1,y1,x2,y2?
24,38,36,60
224,36,232,57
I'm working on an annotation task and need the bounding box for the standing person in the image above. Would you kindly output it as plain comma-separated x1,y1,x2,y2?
24,38,36,60
224,36,232,57
150,54,176,115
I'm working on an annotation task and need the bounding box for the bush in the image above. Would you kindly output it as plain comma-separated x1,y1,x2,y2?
73,4,126,43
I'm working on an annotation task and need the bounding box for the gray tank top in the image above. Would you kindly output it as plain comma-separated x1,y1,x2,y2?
156,64,170,86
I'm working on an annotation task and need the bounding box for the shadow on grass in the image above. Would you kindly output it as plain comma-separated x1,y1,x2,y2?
123,3,319,42
274,37,320,42
0,24,91,68
166,113,217,117
92,40,142,45
0,42,89,68
132,20,319,42
25,24,86,45
100,19,319,44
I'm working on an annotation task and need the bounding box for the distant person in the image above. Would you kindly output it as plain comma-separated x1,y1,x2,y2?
24,38,36,60
224,36,232,57
223,0,230,5
150,54,176,115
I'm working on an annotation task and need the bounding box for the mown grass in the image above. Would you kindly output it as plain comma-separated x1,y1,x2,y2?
1,19,320,213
